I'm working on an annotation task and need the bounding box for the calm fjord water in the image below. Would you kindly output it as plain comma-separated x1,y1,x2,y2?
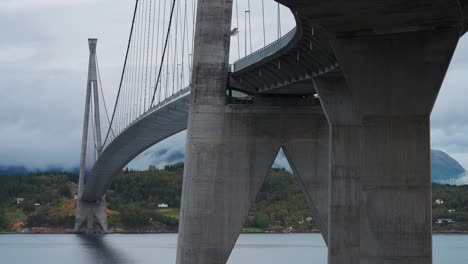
0,234,466,264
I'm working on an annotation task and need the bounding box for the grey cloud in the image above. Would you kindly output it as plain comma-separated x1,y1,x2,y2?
0,0,467,173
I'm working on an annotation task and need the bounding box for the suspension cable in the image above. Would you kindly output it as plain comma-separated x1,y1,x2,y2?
95,57,116,139
102,0,139,147
235,0,240,60
277,3,282,39
248,0,252,53
150,0,177,107
262,0,266,47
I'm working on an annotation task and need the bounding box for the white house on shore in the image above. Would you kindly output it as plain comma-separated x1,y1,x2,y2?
436,218,455,224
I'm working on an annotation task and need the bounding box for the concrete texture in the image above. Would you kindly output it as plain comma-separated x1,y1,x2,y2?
75,197,108,233
282,118,330,243
279,0,464,36
75,39,108,232
315,27,462,264
176,0,329,262
177,96,328,264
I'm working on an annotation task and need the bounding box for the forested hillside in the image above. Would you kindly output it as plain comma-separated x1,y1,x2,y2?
0,163,467,233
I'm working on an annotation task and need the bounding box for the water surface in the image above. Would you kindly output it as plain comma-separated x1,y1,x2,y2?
0,234,466,263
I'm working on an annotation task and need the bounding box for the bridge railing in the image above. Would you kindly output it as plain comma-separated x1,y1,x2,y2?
232,28,297,72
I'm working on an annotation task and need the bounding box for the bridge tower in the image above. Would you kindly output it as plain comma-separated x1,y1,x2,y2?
74,38,108,234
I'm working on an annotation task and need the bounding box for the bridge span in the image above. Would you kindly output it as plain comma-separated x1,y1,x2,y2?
76,0,467,263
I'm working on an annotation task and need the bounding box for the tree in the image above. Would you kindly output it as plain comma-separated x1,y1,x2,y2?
0,209,6,230
251,213,269,229
58,183,72,198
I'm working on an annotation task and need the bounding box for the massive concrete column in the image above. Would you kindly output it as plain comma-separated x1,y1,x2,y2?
315,74,362,264
315,28,461,264
177,95,329,263
177,1,330,262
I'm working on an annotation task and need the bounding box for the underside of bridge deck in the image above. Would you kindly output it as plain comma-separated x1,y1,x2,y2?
77,0,467,262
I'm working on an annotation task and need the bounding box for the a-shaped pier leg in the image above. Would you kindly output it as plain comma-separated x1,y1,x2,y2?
75,197,108,234
74,38,108,234
176,0,331,261
177,95,330,264
283,118,330,243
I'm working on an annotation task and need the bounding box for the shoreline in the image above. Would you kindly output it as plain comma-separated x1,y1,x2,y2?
2,230,468,235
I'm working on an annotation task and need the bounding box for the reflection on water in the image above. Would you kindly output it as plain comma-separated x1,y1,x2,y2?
77,235,130,264
0,234,467,264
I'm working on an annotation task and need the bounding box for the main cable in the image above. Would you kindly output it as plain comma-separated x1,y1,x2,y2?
150,0,177,107
102,0,139,147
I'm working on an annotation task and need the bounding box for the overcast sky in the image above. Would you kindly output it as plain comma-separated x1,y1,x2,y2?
1,0,467,171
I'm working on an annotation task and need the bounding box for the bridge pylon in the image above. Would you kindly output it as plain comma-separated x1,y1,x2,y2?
74,38,108,234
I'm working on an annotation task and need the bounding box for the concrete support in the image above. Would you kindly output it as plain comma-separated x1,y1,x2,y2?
75,197,108,233
315,28,461,264
177,96,328,264
75,38,108,233
176,1,329,262
283,119,330,243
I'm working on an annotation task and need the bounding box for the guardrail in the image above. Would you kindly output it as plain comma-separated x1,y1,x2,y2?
232,28,297,72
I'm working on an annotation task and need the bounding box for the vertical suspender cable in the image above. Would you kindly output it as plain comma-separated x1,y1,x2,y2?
148,0,156,110
262,0,266,47
159,0,168,104
102,0,139,146
172,0,180,95
244,11,247,56
95,57,115,139
247,0,252,53
144,0,153,113
277,3,282,39
138,0,147,116
155,0,164,104
131,2,141,121
235,0,240,60
150,0,177,106
181,0,188,87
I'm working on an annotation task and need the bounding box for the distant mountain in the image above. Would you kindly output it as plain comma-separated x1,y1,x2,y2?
134,148,465,183
431,150,465,183
0,166,29,176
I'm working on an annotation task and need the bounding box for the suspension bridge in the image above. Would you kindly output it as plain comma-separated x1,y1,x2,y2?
75,0,468,263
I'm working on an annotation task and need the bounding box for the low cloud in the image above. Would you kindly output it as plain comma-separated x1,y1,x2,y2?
0,0,92,12
0,0,467,173
0,44,38,63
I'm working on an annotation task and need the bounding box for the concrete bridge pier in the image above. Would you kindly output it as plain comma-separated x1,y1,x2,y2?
75,197,108,233
177,98,330,264
176,0,329,262
315,28,462,264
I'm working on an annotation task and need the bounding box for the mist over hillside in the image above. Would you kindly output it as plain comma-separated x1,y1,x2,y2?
1,147,465,184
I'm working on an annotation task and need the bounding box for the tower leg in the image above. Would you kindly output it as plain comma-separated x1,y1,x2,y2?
177,98,329,264
315,28,461,264
75,196,108,234
283,118,330,243
74,38,107,234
